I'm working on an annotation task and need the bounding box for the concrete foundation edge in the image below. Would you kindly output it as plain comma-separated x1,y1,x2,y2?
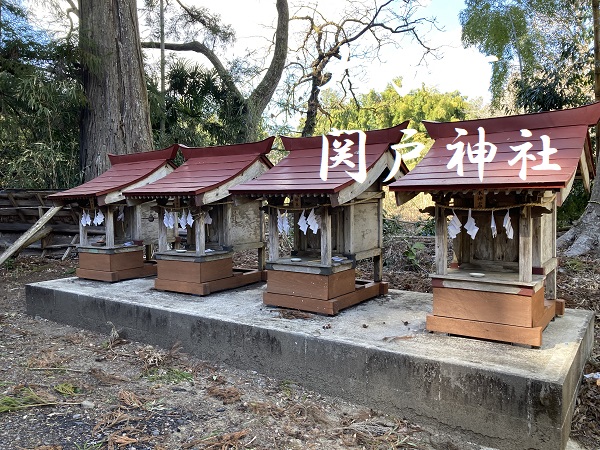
25,284,593,450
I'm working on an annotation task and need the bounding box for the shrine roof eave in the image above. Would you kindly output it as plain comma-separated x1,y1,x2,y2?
48,145,179,204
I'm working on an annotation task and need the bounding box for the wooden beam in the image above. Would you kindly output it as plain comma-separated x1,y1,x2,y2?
320,207,332,265
258,206,266,270
343,203,354,255
105,207,115,247
519,206,533,283
195,208,206,256
0,206,62,266
268,208,279,261
435,205,448,275
158,208,168,252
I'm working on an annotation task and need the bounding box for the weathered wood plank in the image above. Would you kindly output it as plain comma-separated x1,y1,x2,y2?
435,205,448,275
0,206,62,266
519,206,532,282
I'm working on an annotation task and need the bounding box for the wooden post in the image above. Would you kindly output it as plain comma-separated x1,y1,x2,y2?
158,208,168,252
258,204,266,270
105,207,115,248
222,202,232,248
268,208,279,261
320,207,332,265
519,206,533,283
195,208,206,256
133,204,142,241
79,211,88,246
373,198,383,282
343,203,354,255
532,215,542,268
546,204,557,299
435,205,448,275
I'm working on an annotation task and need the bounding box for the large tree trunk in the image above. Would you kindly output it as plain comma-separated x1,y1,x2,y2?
556,0,600,257
79,0,153,181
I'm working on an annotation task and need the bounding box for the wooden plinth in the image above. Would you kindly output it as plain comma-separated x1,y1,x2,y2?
154,258,263,295
426,285,557,347
264,269,388,315
77,247,154,282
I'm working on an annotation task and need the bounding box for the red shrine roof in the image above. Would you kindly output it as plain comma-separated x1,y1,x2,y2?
48,145,179,204
389,103,599,195
230,124,410,202
123,137,274,203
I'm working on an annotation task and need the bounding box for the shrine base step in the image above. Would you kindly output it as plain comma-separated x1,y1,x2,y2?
154,268,264,296
76,262,157,282
263,280,389,315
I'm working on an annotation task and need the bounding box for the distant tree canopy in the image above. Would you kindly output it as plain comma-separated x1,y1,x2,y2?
0,0,83,189
460,0,593,112
313,81,480,167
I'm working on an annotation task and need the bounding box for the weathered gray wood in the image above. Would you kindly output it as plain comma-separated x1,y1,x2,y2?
222,202,232,247
435,205,448,275
333,156,388,206
195,161,269,206
0,206,62,266
519,206,533,282
133,204,142,241
373,193,383,282
105,207,115,247
62,234,79,261
268,209,279,261
195,208,206,256
258,207,266,270
343,203,354,255
79,212,89,246
158,208,168,252
320,207,332,265
532,215,542,267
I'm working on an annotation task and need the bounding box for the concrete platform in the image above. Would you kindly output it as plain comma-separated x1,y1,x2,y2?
25,277,594,450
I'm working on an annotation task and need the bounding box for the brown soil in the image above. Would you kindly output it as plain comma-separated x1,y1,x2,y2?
0,243,598,450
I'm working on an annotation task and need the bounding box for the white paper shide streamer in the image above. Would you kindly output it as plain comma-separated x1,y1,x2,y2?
93,209,105,226
464,208,479,240
186,210,194,226
277,210,290,234
81,210,92,227
297,210,309,235
307,208,320,233
503,210,514,239
163,211,176,229
178,210,188,229
204,211,212,225
447,210,462,239
490,212,497,238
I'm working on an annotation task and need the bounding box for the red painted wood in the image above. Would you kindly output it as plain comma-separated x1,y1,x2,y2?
49,145,179,200
231,123,410,196
389,103,600,193
124,137,275,198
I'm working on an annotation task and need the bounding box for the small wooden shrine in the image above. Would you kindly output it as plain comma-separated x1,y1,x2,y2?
389,103,599,346
230,124,410,315
48,146,179,282
123,137,275,296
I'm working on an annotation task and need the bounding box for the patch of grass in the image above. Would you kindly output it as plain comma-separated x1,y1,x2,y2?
3,258,15,271
144,367,193,384
54,382,82,397
0,386,56,412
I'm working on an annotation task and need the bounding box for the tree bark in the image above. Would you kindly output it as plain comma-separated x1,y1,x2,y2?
79,0,153,181
556,0,600,257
